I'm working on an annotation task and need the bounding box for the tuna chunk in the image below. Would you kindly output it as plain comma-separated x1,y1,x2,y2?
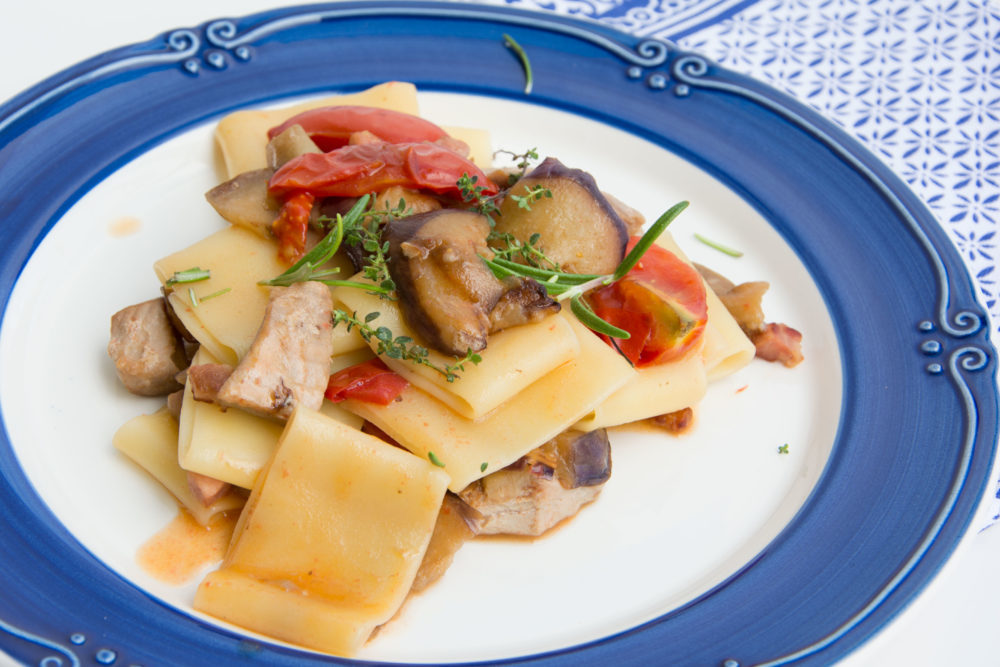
459,429,611,536
216,281,334,419
108,298,188,396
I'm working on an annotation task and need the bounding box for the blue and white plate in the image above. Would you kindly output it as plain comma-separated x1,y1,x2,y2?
0,2,996,666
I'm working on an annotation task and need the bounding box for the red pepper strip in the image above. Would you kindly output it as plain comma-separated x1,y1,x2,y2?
269,141,498,200
587,239,708,367
267,105,450,152
271,191,315,264
325,358,409,405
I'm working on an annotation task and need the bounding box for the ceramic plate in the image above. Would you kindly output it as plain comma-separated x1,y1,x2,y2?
0,2,996,666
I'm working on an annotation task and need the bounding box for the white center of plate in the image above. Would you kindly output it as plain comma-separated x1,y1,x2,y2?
0,92,842,663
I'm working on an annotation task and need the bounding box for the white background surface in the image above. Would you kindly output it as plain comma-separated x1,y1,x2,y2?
1,2,999,666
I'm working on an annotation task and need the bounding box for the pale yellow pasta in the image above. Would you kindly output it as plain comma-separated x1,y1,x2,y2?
214,81,493,179
330,316,368,355
113,407,245,525
701,285,756,380
215,82,421,178
573,343,707,431
178,348,365,489
345,312,634,491
441,125,492,167
194,406,449,656
334,285,579,420
154,226,286,365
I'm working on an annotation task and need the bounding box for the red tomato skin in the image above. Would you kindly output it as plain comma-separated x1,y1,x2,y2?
267,106,449,151
269,142,497,199
588,239,708,367
325,358,409,405
272,192,315,264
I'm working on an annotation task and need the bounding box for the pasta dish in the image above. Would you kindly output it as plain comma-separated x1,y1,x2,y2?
106,82,802,657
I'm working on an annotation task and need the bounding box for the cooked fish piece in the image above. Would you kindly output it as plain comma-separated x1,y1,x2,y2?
216,281,334,419
459,429,612,536
108,298,188,396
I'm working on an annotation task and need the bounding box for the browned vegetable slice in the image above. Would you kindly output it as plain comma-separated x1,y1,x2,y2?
387,209,561,356
386,209,500,356
204,168,279,238
695,263,769,335
488,277,561,332
410,493,481,593
494,157,628,274
265,123,321,170
458,429,611,536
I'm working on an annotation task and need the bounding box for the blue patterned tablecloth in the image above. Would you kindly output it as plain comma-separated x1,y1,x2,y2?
496,0,999,345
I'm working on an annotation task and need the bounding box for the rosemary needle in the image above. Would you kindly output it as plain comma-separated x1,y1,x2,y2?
503,34,534,94
694,233,744,258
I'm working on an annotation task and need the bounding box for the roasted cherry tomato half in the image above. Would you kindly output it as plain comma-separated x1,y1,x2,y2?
269,141,498,199
587,238,708,367
325,358,409,405
268,106,449,151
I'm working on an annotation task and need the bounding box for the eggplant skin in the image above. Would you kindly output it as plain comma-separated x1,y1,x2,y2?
494,157,629,275
386,209,501,356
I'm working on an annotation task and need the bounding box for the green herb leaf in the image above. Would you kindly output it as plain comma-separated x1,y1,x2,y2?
197,287,231,303
503,34,533,94
261,196,368,287
428,451,446,468
570,295,630,339
165,267,210,286
778,443,790,454
480,462,488,473
613,200,689,281
694,233,743,258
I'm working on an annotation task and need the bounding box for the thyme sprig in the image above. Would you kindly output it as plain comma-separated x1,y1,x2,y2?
489,231,561,270
458,148,549,225
342,198,410,297
332,310,481,383
483,200,690,339
260,195,403,297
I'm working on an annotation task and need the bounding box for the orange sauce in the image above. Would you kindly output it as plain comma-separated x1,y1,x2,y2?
108,216,142,237
137,509,239,584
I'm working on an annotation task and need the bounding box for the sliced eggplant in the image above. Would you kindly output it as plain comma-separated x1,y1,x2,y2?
695,263,769,336
494,157,629,275
488,277,561,332
204,168,279,238
387,209,502,355
387,209,560,356
265,124,321,170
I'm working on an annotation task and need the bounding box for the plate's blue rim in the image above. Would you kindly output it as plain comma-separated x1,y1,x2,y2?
0,2,996,666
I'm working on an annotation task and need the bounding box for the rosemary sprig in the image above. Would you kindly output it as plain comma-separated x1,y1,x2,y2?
332,309,481,383
482,201,690,339
259,195,395,295
503,33,534,94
